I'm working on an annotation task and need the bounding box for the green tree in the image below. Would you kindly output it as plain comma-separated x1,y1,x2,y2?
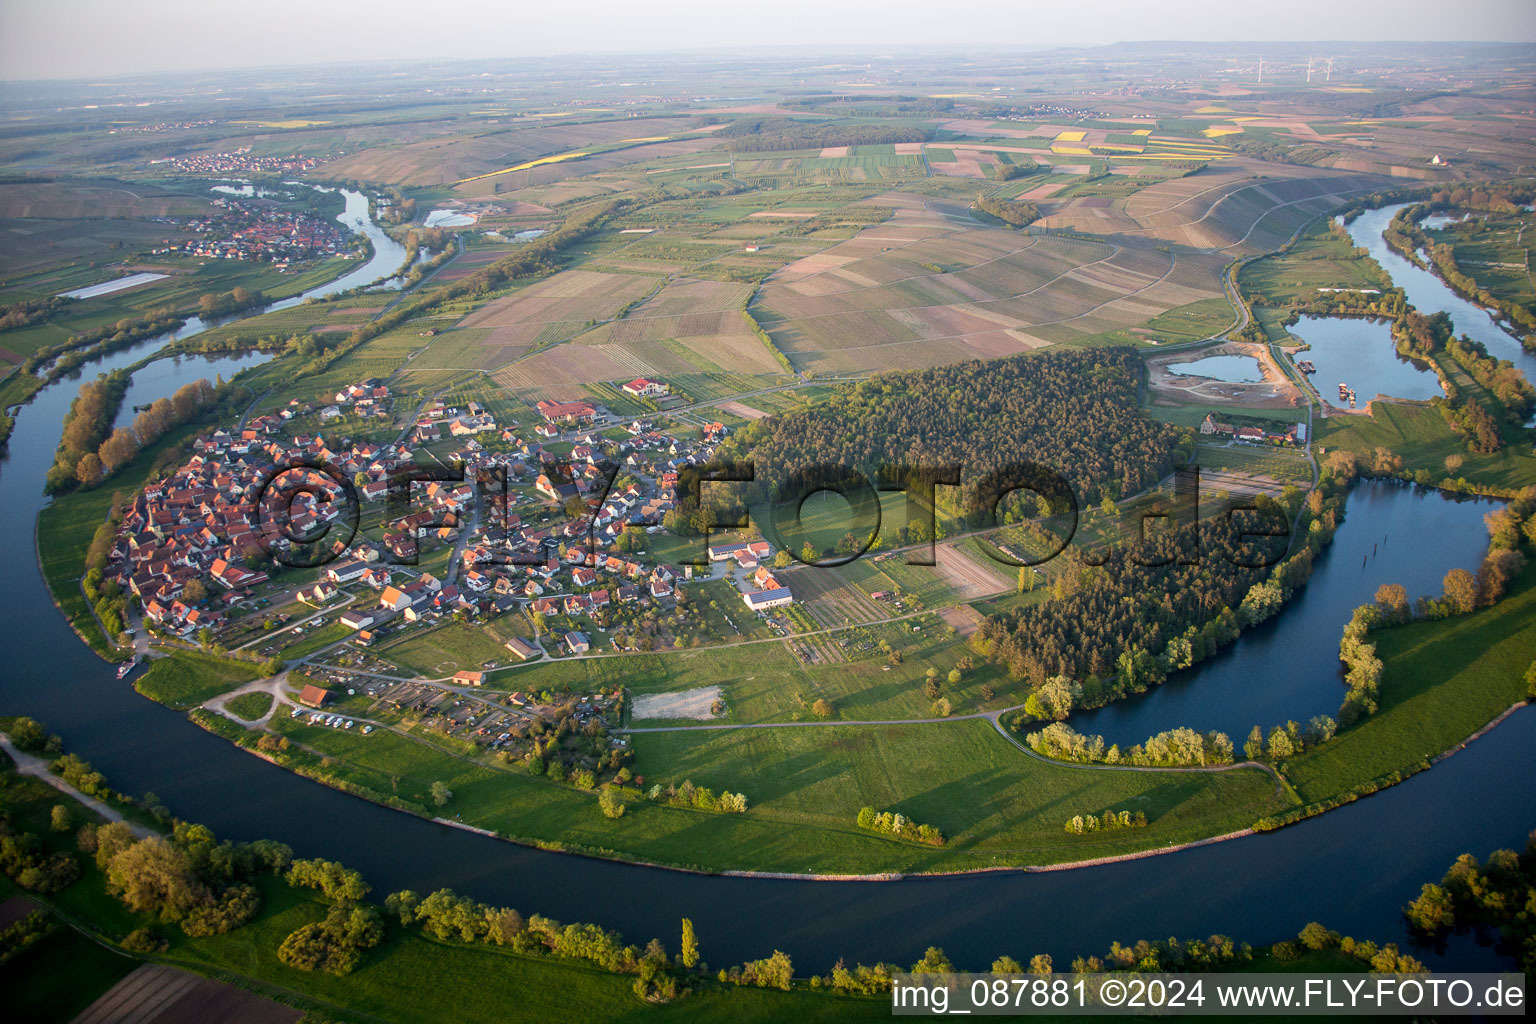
1244,725,1264,761
681,917,700,969
1404,883,1455,933
1266,726,1294,760
1298,922,1334,950
430,782,453,808
7,717,48,751
598,787,625,819
49,804,71,833
911,947,954,974
1442,568,1479,614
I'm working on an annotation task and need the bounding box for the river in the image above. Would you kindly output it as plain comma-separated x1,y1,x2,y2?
0,199,1533,972
1344,204,1536,386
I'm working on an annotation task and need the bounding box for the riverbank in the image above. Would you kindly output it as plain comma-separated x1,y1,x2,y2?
1382,200,1536,347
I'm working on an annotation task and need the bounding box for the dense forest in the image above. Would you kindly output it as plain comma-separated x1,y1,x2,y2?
714,349,1189,524
983,464,1351,718
978,498,1294,694
718,117,934,153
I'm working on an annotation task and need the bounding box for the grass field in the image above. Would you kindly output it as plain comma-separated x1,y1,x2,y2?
263,702,1287,874
226,691,274,720
377,620,520,676
133,649,261,708
274,622,352,661
1425,210,1534,321
1284,562,1536,805
1239,220,1392,306
1315,401,1536,493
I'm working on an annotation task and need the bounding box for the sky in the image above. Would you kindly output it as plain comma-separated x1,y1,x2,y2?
2,0,1534,80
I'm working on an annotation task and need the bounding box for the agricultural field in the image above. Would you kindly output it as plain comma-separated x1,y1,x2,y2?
751,197,1229,372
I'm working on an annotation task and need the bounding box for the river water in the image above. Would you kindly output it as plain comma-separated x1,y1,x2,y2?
1344,204,1536,385
1071,481,1497,745
0,198,1533,971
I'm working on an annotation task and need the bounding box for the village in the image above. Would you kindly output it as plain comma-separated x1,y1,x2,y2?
162,148,322,177
147,194,353,268
105,372,800,755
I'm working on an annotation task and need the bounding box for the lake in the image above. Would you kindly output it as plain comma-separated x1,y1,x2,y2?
1288,315,1443,405
1167,355,1264,383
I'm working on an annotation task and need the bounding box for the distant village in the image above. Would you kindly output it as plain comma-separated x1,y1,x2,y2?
148,196,351,269
109,375,795,658
162,148,321,177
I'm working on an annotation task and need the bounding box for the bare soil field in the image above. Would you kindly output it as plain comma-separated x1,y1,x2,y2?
1196,467,1289,498
71,964,301,1024
932,541,1013,600
0,217,196,279
1039,162,1390,252
456,269,658,368
939,603,985,637
0,182,212,220
633,685,722,719
318,117,699,187
718,400,768,419
787,567,887,627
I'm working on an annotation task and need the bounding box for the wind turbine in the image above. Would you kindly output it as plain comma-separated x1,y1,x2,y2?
1326,58,1335,82
1306,57,1314,84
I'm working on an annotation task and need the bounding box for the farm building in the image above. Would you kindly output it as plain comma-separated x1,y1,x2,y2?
621,377,668,398
535,399,596,424
742,587,794,611
339,610,376,630
504,637,539,660
297,684,332,708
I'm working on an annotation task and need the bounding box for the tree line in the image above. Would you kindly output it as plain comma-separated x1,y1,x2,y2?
856,806,945,845
47,375,219,493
